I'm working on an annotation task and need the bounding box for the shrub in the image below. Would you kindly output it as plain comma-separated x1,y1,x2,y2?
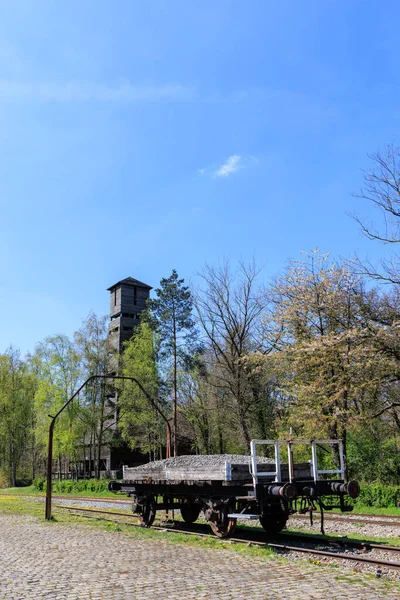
356,482,400,508
53,480,74,494
32,477,112,494
0,468,10,489
33,476,46,492
46,478,111,494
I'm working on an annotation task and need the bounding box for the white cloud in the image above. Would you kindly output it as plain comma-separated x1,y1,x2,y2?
215,155,242,177
198,154,259,178
0,80,195,103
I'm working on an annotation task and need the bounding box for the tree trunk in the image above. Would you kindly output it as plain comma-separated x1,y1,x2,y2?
173,316,178,457
82,442,87,479
32,449,35,481
215,395,224,454
391,407,400,433
10,438,16,487
89,431,93,478
236,370,251,450
237,406,251,450
96,430,102,479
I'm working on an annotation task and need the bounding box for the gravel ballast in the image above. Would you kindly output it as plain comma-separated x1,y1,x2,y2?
127,454,273,473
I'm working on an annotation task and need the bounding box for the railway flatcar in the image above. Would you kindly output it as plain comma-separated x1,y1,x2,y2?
109,438,360,538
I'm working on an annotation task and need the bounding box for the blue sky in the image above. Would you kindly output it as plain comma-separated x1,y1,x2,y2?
1,1,399,355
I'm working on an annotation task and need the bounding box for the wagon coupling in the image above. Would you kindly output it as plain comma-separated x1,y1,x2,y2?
330,480,360,499
108,480,122,492
266,483,296,499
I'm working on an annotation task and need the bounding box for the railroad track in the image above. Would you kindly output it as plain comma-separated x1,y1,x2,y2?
47,495,400,528
292,513,400,528
55,504,400,573
51,495,132,504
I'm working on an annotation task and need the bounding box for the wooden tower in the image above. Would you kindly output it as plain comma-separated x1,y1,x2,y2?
107,277,152,352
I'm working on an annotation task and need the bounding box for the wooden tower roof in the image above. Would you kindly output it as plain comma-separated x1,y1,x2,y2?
107,277,152,291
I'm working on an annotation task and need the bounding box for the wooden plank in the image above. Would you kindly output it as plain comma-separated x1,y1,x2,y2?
123,461,311,483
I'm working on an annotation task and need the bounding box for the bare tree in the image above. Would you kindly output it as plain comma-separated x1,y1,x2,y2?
353,144,400,284
351,145,400,428
194,261,269,449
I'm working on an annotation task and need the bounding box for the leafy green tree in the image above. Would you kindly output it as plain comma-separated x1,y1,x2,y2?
119,319,163,459
74,312,111,478
0,347,36,486
33,334,81,479
264,250,392,466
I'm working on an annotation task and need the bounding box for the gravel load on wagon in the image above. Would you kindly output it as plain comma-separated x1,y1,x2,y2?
122,454,285,484
129,454,274,472
123,454,311,483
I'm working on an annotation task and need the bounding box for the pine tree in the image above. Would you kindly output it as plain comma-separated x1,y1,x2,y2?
148,270,198,455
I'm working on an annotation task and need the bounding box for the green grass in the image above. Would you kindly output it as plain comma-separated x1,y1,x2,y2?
0,485,119,498
0,485,37,496
328,504,400,517
349,505,400,517
0,494,46,518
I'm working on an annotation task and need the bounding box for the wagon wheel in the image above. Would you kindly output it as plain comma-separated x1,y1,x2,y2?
138,495,157,528
209,502,237,538
259,513,287,535
180,499,202,524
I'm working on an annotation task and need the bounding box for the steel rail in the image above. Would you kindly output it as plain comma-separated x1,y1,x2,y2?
54,505,140,519
52,495,132,504
280,532,400,553
56,505,400,571
293,514,400,528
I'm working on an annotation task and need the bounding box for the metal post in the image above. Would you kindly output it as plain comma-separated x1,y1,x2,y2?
45,418,55,521
166,423,171,459
338,440,345,480
311,441,318,482
288,428,295,483
287,441,294,483
250,440,258,487
274,442,281,482
165,423,171,520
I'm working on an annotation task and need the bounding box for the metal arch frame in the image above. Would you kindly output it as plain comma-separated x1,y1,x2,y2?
45,374,171,520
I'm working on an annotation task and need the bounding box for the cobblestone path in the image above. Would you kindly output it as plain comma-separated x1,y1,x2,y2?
0,513,399,599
